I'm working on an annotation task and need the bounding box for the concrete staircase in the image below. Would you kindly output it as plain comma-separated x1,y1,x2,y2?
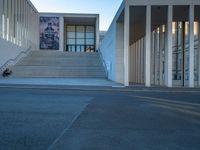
10,51,107,78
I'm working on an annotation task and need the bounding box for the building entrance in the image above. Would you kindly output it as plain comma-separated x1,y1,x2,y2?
65,25,95,52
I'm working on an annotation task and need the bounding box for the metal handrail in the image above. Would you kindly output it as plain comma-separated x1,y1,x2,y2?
0,46,32,73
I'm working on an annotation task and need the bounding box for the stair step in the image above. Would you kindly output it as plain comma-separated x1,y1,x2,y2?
11,51,107,78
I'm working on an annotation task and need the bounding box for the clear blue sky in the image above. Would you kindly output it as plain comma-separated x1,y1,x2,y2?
30,0,123,31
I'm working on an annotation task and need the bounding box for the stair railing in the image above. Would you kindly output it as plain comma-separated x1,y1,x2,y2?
0,46,32,74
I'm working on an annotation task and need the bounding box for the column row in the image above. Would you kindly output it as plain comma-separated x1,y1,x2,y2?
0,0,39,49
145,5,198,87
129,38,145,84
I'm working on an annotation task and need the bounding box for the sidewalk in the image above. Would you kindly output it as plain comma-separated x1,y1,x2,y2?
0,78,122,87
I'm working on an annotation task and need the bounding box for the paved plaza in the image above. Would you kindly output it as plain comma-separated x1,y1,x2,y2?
0,86,200,150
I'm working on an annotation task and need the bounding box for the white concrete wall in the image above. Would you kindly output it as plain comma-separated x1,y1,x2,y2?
0,0,38,70
0,38,27,71
100,22,116,81
100,1,125,83
116,22,124,83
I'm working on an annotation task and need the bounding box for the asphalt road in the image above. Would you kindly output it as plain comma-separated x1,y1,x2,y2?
0,86,200,150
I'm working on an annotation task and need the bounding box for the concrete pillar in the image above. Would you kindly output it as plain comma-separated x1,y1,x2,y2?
141,38,144,83
24,0,27,47
198,22,200,87
154,30,159,85
159,26,164,85
135,41,138,83
151,31,154,84
189,5,195,87
19,0,23,46
0,0,3,38
129,44,133,83
16,0,20,45
28,4,30,47
14,0,18,44
3,0,7,40
137,41,139,83
138,40,141,83
131,44,134,83
14,0,17,43
96,15,100,51
59,16,64,51
7,0,11,41
124,5,130,86
165,5,173,87
22,0,25,46
134,43,136,83
145,5,151,87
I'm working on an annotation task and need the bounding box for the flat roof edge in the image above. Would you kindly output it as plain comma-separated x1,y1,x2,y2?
27,0,38,13
39,12,99,17
106,1,125,32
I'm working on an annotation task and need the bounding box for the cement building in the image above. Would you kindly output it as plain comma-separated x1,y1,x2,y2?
0,0,200,88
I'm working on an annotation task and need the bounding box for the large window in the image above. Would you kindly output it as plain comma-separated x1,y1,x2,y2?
66,25,95,52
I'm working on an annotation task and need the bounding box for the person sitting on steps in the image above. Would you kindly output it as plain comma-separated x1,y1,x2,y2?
2,68,12,77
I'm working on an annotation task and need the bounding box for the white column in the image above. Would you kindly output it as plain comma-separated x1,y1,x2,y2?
151,31,154,84
138,40,141,83
95,15,100,51
189,5,195,88
0,0,3,38
136,41,138,83
14,0,18,44
11,0,14,43
8,0,11,41
155,30,159,85
124,5,130,86
133,43,137,83
165,5,173,87
16,0,20,45
159,26,164,85
198,22,200,87
141,38,144,83
145,5,151,87
59,16,64,51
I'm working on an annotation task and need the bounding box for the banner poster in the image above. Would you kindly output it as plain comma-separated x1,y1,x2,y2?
40,17,59,50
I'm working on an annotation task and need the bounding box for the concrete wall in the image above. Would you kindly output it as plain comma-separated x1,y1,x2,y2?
100,2,125,84
0,38,27,72
0,0,38,70
115,22,124,83
100,22,116,81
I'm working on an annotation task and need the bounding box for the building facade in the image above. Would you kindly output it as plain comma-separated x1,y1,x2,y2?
1,0,200,88
0,0,99,73
0,0,38,70
100,0,200,87
39,13,99,52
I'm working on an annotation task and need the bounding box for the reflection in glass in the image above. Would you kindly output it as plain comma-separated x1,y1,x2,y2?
66,25,95,52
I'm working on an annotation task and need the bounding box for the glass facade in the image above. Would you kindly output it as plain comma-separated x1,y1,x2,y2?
65,25,95,52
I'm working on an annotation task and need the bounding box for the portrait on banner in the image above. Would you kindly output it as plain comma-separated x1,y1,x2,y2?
40,17,59,50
